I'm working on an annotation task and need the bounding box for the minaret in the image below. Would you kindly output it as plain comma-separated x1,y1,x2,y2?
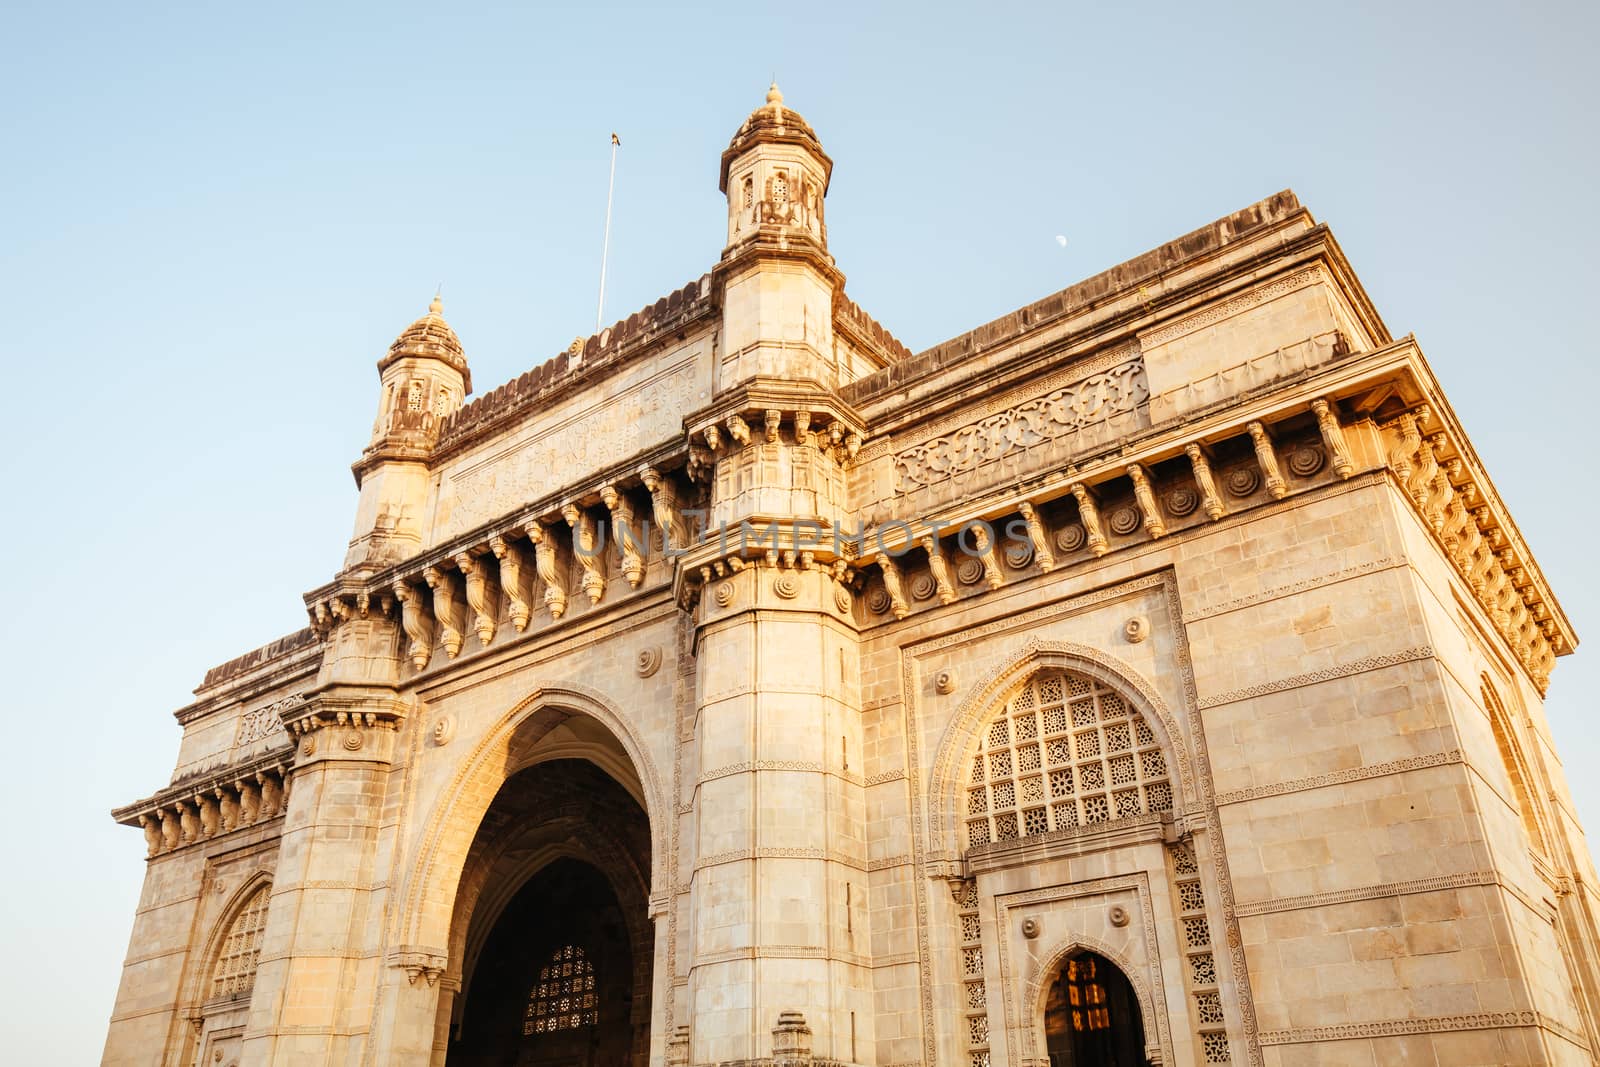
714,83,843,391
344,296,471,572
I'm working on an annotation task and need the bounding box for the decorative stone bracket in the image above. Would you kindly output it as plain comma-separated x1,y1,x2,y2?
114,751,292,857
1380,405,1564,689
387,946,448,988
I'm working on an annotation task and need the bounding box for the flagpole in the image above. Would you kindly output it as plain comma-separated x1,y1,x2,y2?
596,133,620,334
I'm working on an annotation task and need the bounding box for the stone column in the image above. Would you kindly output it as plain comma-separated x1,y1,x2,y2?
688,562,872,1063
239,669,408,1064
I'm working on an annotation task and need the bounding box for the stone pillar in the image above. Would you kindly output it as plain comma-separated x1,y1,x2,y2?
239,680,407,1066
688,562,872,1063
772,1010,814,1067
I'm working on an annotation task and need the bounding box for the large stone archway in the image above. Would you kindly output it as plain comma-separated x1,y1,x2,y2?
442,761,652,1067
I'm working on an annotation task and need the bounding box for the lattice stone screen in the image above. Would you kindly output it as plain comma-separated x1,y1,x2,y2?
210,884,270,1000
523,944,598,1034
966,670,1172,850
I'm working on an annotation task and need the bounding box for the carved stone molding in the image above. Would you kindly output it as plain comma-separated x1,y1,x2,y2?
1197,646,1434,709
1257,1010,1541,1046
1213,749,1463,806
1233,870,1496,917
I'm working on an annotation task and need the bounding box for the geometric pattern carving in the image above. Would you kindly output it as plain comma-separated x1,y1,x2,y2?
956,878,990,1067
523,944,598,1034
966,671,1171,850
1170,842,1229,1062
210,883,271,1001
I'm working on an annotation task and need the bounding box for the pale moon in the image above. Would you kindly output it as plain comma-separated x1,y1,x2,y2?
1054,235,1068,248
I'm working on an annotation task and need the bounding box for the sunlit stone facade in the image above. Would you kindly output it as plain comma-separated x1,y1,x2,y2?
104,87,1600,1067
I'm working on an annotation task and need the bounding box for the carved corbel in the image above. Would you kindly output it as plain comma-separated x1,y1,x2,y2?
920,537,957,604
392,577,433,670
196,793,219,838
1069,483,1110,556
1247,421,1287,499
158,807,180,851
639,466,690,552
1017,502,1055,572
563,504,607,605
177,801,199,845
423,566,465,659
702,424,722,451
139,814,161,857
967,523,1004,590
526,522,570,620
845,433,863,462
765,409,782,444
793,410,814,448
875,553,910,620
1311,398,1355,479
257,770,283,820
236,778,261,825
1441,497,1473,567
1385,407,1424,486
1423,436,1453,530
216,785,239,833
726,414,751,447
1405,427,1439,508
489,534,532,633
686,445,715,484
454,551,498,648
1126,464,1167,538
1184,444,1226,520
601,486,646,588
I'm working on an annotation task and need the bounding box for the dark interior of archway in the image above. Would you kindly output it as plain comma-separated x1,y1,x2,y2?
1044,950,1145,1067
450,858,635,1066
447,760,652,1067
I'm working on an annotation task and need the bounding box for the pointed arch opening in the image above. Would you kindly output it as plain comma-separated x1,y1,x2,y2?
1043,949,1147,1066
927,641,1190,871
1482,677,1548,856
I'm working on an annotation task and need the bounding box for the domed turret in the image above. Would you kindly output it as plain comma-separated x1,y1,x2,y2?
720,83,832,251
378,295,471,392
367,295,472,454
345,295,473,571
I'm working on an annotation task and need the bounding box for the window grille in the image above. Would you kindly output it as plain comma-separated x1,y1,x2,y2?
967,671,1171,849
523,944,598,1034
210,884,270,1000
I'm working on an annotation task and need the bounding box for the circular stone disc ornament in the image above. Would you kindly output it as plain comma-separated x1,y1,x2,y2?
1288,443,1326,477
1225,467,1260,497
956,557,985,586
1166,486,1199,516
866,585,892,615
1004,542,1034,569
1054,523,1086,553
1109,506,1141,535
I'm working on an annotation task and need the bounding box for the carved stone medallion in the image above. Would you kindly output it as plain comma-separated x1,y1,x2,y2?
1166,486,1199,517
1224,467,1260,497
1288,443,1326,477
1108,505,1141,535
1054,523,1087,553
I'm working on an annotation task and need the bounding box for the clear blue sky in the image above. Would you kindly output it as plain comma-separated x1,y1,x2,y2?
2,2,1595,1061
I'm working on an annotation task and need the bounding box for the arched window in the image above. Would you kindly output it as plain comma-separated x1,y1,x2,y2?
523,944,597,1034
210,883,270,1001
406,381,424,412
1483,681,1545,854
772,172,788,204
742,176,754,210
433,386,450,416
966,670,1171,850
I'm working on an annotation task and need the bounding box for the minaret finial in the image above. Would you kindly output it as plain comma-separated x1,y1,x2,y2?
429,286,443,316
766,81,783,107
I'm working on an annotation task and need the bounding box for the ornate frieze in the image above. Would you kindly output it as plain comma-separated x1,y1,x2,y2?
892,356,1148,494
